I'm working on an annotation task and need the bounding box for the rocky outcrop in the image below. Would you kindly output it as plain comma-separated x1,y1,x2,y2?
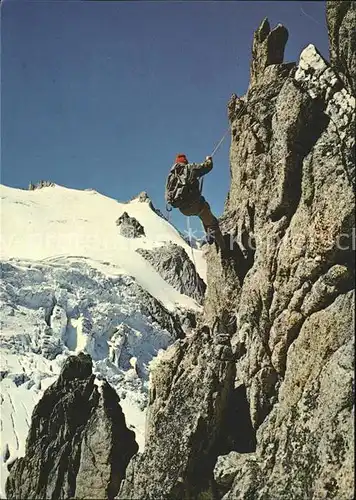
28,180,55,190
207,3,355,424
131,190,163,215
135,191,151,203
216,291,354,499
116,212,145,238
209,2,354,498
249,18,289,87
118,2,355,499
137,243,206,303
128,278,188,339
118,327,238,499
294,44,355,185
326,1,356,95
6,353,138,500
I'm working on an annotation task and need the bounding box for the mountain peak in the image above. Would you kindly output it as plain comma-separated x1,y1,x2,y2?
28,180,56,190
132,191,151,203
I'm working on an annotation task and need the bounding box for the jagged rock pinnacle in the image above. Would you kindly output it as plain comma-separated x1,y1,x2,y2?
136,191,151,203
250,18,289,86
119,4,355,499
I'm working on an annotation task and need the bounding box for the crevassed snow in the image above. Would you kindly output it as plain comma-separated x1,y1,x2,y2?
0,259,176,495
0,184,207,498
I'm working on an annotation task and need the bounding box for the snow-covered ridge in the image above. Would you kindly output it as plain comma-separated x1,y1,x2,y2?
0,183,206,289
0,183,207,497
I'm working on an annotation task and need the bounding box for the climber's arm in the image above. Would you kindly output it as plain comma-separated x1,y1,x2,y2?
189,157,213,178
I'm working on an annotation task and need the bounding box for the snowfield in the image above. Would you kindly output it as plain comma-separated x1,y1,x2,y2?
0,184,206,497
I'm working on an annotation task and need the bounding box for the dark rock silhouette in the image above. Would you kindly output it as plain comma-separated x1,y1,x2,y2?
116,211,145,238
137,243,206,304
28,180,55,190
6,353,138,500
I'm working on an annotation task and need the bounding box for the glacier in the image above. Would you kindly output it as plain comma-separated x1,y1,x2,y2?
0,183,206,497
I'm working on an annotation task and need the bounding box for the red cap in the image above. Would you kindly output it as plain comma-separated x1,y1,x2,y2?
175,153,188,164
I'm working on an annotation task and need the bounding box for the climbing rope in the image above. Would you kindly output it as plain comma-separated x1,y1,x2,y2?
168,96,253,222
200,127,230,195
211,127,231,158
199,98,252,196
186,216,202,296
186,215,194,251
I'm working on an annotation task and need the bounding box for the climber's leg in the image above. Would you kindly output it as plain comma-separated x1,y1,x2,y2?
198,200,226,251
179,197,225,250
179,199,203,244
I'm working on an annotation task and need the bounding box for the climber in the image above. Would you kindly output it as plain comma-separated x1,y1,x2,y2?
165,153,225,251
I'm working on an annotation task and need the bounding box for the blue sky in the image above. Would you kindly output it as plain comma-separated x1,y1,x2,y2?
1,0,329,233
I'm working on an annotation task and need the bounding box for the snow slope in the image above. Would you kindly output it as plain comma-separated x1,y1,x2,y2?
1,184,206,300
0,184,206,497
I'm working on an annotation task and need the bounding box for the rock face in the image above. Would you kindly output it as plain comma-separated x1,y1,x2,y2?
116,212,145,238
216,291,354,500
126,277,187,339
326,1,356,96
249,18,289,87
137,243,206,303
118,327,238,500
6,353,138,500
119,2,355,500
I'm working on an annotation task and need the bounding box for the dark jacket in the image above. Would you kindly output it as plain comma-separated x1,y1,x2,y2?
178,159,213,210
